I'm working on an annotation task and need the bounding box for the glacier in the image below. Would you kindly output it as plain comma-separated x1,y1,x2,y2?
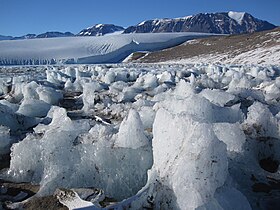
0,33,214,65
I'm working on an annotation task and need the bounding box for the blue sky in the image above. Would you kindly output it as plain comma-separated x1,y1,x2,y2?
1,0,279,36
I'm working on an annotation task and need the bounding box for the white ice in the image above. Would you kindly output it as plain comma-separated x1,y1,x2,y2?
0,63,279,210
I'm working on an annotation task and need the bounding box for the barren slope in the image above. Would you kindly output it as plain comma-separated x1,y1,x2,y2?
134,27,280,65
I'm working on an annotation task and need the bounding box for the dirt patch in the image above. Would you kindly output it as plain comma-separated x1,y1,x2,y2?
23,195,67,210
0,180,67,210
0,181,39,196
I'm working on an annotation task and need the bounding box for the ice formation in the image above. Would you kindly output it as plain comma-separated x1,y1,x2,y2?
114,109,150,149
0,126,11,155
0,63,279,210
150,108,228,209
16,99,51,118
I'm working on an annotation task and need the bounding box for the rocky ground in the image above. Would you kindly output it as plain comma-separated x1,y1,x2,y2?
0,178,67,210
127,27,280,65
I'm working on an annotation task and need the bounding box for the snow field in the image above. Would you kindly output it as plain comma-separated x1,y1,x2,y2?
0,63,279,209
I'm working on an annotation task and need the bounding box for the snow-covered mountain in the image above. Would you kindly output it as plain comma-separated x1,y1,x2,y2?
36,31,74,38
0,11,276,40
0,35,13,41
123,11,276,34
78,24,125,36
12,34,37,40
10,32,74,40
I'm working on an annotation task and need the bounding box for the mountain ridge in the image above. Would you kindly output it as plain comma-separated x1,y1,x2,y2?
0,35,13,41
11,31,74,40
0,11,277,40
123,11,276,34
78,24,124,36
